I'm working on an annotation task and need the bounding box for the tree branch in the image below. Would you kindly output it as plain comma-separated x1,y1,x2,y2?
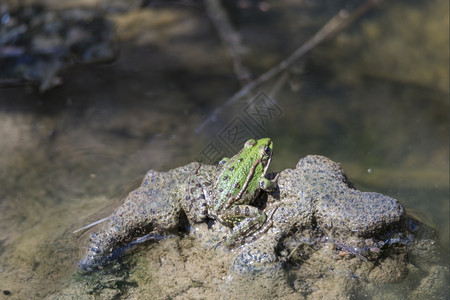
196,0,385,134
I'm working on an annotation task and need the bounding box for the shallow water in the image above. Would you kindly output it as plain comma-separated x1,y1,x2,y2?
0,0,448,298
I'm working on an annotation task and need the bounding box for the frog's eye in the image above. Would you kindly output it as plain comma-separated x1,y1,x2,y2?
264,146,271,155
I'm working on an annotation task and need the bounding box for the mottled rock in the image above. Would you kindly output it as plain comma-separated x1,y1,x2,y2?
79,155,408,273
230,155,408,275
293,155,406,237
79,163,198,270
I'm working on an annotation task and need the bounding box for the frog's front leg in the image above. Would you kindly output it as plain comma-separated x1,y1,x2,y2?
218,205,268,247
259,174,279,192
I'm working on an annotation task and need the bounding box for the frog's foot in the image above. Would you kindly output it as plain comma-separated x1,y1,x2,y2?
223,203,280,247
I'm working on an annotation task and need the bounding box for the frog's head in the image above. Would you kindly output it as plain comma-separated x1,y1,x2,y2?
244,138,273,169
258,138,273,168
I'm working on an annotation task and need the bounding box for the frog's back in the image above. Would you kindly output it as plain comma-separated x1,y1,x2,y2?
215,151,264,206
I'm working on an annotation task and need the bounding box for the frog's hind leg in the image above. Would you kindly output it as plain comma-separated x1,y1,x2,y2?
223,203,280,247
241,203,280,246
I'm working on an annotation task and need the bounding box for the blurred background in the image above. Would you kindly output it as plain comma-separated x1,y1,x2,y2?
0,0,448,298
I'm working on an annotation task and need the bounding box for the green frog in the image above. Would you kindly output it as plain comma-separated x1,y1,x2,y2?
184,138,279,246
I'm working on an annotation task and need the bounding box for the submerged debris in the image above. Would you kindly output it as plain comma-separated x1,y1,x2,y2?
0,4,118,91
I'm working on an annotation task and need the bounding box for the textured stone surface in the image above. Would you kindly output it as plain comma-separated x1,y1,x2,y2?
79,155,408,272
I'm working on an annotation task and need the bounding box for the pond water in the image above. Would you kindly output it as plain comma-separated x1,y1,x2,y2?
0,0,448,298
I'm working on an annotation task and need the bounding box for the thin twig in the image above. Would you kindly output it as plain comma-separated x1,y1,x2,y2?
204,0,252,85
269,71,289,99
196,0,385,134
72,217,109,234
